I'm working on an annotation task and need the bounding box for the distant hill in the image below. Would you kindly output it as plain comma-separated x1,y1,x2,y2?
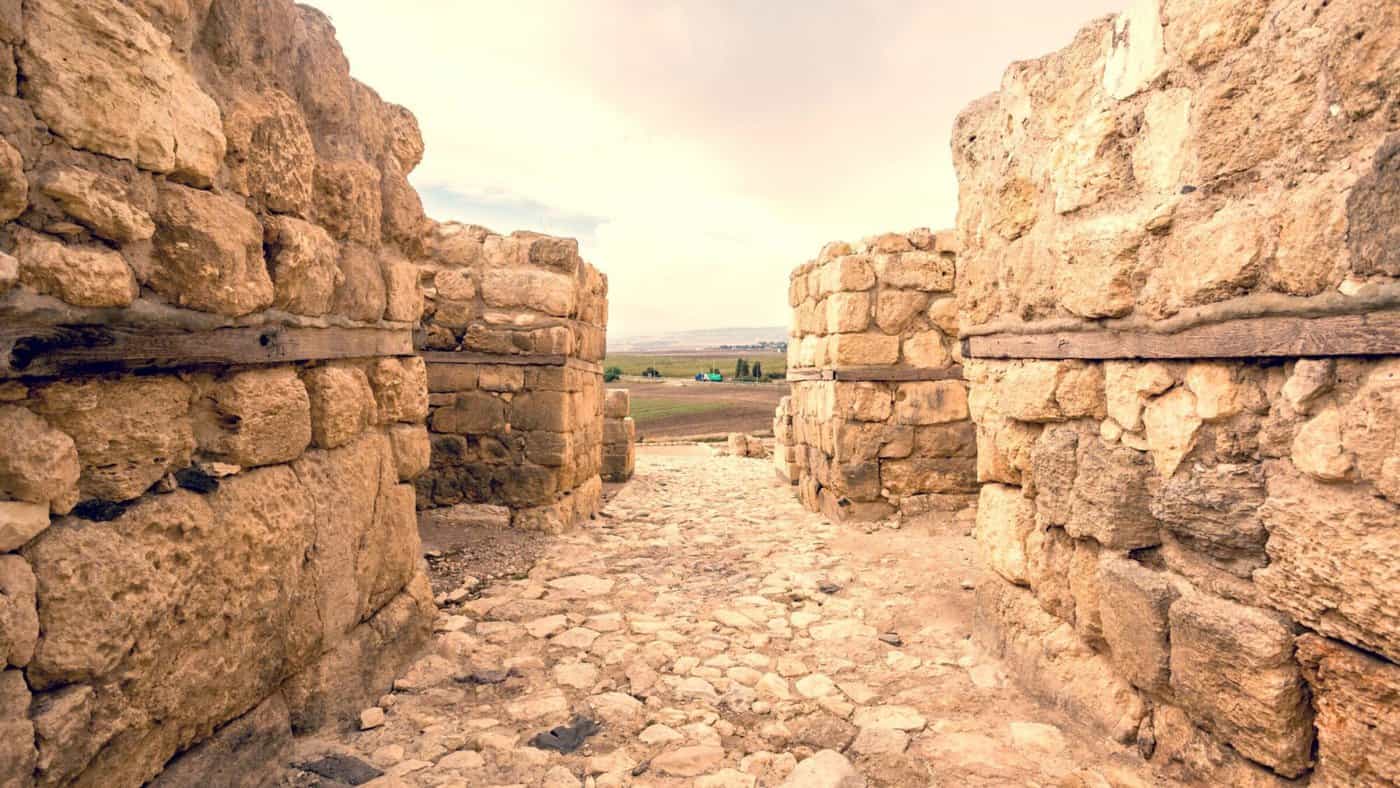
610,325,788,353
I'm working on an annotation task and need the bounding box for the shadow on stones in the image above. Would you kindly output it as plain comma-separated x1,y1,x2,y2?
528,715,601,753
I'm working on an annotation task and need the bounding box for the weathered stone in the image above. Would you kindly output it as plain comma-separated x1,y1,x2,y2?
1162,0,1269,68
34,165,154,242
875,289,927,334
265,216,340,316
387,424,431,481
150,182,273,316
974,484,1035,586
1142,387,1201,479
333,244,388,321
1280,359,1335,412
1295,634,1400,788
1257,466,1400,664
1104,362,1174,433
901,332,950,368
1103,0,1165,99
1066,437,1159,549
826,291,872,333
369,357,429,423
0,554,38,667
1150,463,1267,575
0,404,80,514
829,333,900,366
0,501,48,553
1097,557,1179,696
0,669,35,787
149,692,294,788
194,367,312,467
223,89,316,215
1291,406,1353,482
15,231,137,307
1340,359,1400,493
382,252,423,323
22,0,225,184
1168,594,1314,777
604,389,630,419
314,159,382,245
302,365,375,449
34,376,194,502
894,381,968,425
875,251,954,291
480,267,576,317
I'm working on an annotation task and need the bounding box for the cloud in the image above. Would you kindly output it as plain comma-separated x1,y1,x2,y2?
309,0,1125,338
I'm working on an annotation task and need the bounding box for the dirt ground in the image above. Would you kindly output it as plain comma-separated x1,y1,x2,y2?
292,446,1173,787
619,380,788,441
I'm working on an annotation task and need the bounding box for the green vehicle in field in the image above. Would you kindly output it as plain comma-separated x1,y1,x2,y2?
693,372,724,382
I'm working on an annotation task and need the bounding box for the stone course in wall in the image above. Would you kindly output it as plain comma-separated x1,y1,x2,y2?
602,388,636,482
953,1,1399,785
413,220,609,533
783,229,975,522
0,1,437,785
772,395,798,484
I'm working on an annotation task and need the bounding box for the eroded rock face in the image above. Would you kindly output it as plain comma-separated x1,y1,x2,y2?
1296,634,1400,787
150,183,274,316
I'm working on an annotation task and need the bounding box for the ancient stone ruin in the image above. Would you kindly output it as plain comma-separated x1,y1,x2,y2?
602,388,636,483
0,0,438,783
413,221,609,532
772,395,798,484
783,231,974,522
953,0,1400,784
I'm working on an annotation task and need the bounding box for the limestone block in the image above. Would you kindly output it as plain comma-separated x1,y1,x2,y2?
975,415,1039,486
520,233,580,273
1029,424,1079,525
1291,406,1353,482
603,418,636,446
604,389,631,419
430,392,506,435
381,252,423,322
902,333,950,368
1257,466,1400,664
1140,205,1267,319
1280,359,1335,412
368,357,429,424
0,139,22,222
926,297,958,336
1340,359,1400,493
1142,387,1201,478
974,484,1036,585
875,252,954,291
1024,523,1075,621
1104,362,1174,433
426,364,477,393
1185,363,1264,422
835,383,892,423
332,244,388,322
894,381,968,426
1066,437,1159,549
1102,0,1166,100
265,216,340,316
0,554,37,667
1162,0,1269,68
34,376,194,502
1067,539,1104,647
15,231,137,308
387,424,431,481
1150,703,1298,788
313,159,382,245
865,232,915,254
1098,557,1179,696
819,241,854,262
221,89,315,216
1150,463,1267,575
1295,634,1400,788
880,458,976,496
997,361,1104,423
821,255,875,292
0,501,48,553
478,366,525,393
34,165,154,242
1050,108,1120,215
0,669,35,787
875,290,928,334
511,391,575,433
194,368,311,468
828,333,900,367
302,365,374,449
431,298,475,329
433,269,476,302
1168,594,1314,777
148,692,293,788
1131,88,1192,195
22,0,225,184
825,291,871,333
914,422,976,458
480,267,576,317
380,154,426,250
151,183,273,316
0,404,79,513
427,222,483,267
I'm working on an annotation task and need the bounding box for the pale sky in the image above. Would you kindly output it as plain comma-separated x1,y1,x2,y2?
310,1,1125,339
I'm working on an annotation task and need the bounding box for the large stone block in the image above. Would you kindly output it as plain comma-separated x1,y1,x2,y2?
15,231,137,308
0,669,35,787
1142,387,1203,478
148,692,293,788
894,381,968,426
150,183,273,316
1098,557,1179,696
974,483,1035,585
34,376,195,503
430,391,507,434
22,0,225,184
194,367,312,468
480,267,576,317
368,357,428,424
604,388,631,419
1295,634,1400,788
33,165,155,243
881,457,976,495
874,251,955,291
1168,594,1314,777
1150,462,1267,576
825,291,871,333
387,423,431,481
0,554,37,667
828,333,900,366
222,89,315,216
302,365,374,449
1257,465,1400,664
0,404,79,514
313,159,382,245
332,244,388,322
1065,437,1159,549
265,216,340,317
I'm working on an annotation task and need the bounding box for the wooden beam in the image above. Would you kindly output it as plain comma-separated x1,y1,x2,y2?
785,368,832,382
420,351,568,367
962,311,1400,360
2,324,414,379
786,366,965,383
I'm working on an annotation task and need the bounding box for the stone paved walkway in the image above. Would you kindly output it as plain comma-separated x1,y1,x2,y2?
292,447,1163,787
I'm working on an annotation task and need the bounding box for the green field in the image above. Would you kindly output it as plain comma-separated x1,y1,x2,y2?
604,352,787,379
628,398,731,427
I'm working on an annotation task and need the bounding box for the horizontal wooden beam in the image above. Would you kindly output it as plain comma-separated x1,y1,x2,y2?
786,365,964,383
420,351,604,376
2,324,414,379
962,311,1400,360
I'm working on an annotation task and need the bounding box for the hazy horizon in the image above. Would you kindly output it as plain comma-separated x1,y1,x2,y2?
310,1,1126,338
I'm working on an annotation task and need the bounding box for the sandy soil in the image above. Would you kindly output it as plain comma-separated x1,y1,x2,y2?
619,380,788,441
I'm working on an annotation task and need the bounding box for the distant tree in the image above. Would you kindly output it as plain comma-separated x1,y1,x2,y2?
643,366,661,378
751,361,763,379
736,358,751,379
604,366,623,382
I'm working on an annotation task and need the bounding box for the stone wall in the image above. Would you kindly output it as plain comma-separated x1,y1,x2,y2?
0,1,436,785
413,220,609,532
772,395,798,484
602,388,636,483
953,0,1399,785
783,230,975,522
